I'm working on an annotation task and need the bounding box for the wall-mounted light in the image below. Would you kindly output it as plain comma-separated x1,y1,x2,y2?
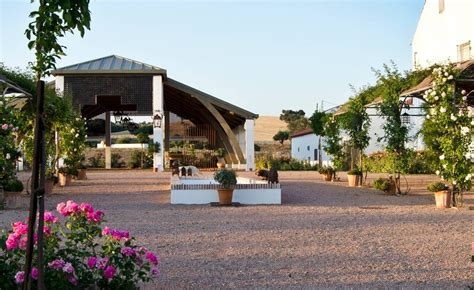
153,111,163,128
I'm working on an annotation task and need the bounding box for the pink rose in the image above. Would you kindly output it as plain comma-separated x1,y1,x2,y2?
31,267,39,280
15,271,25,284
62,262,74,274
151,266,160,278
111,229,129,241
6,233,19,250
96,257,109,270
65,200,79,215
48,259,65,270
145,251,159,265
12,222,28,235
56,202,67,216
1,124,8,130
87,257,97,269
67,275,78,285
121,247,136,257
80,203,94,213
18,236,28,250
103,265,116,280
102,226,110,236
43,226,51,236
44,211,59,223
87,210,104,223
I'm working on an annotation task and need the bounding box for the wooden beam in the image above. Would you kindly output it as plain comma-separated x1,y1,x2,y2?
195,95,245,164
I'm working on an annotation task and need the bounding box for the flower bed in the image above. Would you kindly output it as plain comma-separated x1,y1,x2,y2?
0,200,159,288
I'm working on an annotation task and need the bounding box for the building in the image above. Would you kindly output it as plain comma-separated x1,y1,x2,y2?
290,128,332,166
51,55,258,171
412,0,473,69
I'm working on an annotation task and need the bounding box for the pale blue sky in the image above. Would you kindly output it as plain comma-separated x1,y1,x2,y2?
1,0,424,116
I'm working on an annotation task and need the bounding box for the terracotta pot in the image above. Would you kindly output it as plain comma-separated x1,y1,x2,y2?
59,173,72,187
347,174,360,187
324,174,332,182
217,188,234,205
434,190,451,208
45,179,54,194
77,169,87,180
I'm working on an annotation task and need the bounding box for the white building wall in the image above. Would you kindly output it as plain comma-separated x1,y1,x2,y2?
412,0,473,68
291,133,331,165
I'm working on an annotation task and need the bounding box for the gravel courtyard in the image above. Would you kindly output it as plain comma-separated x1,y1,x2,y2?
1,170,473,288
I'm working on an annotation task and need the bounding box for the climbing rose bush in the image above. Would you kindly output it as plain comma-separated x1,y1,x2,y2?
424,64,472,206
0,200,159,289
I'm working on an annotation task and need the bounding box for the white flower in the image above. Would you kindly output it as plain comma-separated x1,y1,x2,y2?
442,77,447,83
463,96,468,101
426,114,431,119
448,75,453,80
85,135,88,138
435,170,440,175
465,174,472,180
75,133,79,138
450,114,457,121
444,72,449,77
73,148,77,152
0,101,3,106
441,92,446,97
461,90,467,95
71,128,75,133
439,154,445,160
471,120,474,126
461,126,470,136
440,107,446,113
433,81,437,86
465,152,471,159
76,118,80,121
434,96,439,101
6,153,10,160
453,180,457,185
442,164,447,169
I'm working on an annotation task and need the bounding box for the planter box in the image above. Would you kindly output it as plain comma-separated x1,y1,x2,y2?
59,173,72,187
347,174,360,187
434,190,451,208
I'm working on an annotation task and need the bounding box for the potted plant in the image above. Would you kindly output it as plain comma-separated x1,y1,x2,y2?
3,178,25,209
213,168,237,205
215,148,226,169
58,167,73,187
373,177,396,195
77,163,88,180
45,170,57,194
347,168,362,187
319,166,335,181
427,182,451,208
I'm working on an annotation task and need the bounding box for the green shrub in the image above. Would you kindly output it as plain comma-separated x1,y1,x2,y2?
115,137,134,144
365,150,435,174
4,179,24,192
427,182,449,192
319,166,335,175
88,153,105,168
111,153,124,168
128,150,142,169
214,169,237,189
373,178,390,191
348,167,362,175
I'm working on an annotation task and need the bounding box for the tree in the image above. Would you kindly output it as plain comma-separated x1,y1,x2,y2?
273,130,289,144
322,115,344,173
340,86,373,185
279,110,309,133
23,0,91,288
136,132,150,168
309,110,329,167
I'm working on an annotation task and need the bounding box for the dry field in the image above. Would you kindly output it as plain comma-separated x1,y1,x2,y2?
1,170,473,289
254,116,287,142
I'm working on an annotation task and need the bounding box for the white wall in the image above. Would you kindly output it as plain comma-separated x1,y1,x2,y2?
291,133,331,165
152,75,164,171
412,0,473,68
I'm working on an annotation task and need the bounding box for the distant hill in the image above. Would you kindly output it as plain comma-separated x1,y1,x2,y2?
254,116,288,142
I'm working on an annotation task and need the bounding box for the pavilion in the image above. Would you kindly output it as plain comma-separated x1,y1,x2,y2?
51,55,258,171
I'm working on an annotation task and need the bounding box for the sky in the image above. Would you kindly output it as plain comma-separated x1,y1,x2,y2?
0,0,424,116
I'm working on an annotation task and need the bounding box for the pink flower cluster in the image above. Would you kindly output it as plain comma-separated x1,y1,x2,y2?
1,124,17,131
102,226,129,241
87,256,116,280
14,267,38,284
5,221,48,251
47,259,78,285
56,200,104,223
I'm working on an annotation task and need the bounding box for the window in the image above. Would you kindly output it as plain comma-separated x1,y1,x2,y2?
402,113,410,124
307,145,310,151
439,0,445,13
314,149,318,161
297,147,300,152
458,41,471,62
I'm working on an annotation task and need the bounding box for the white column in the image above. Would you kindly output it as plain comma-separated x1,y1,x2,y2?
244,119,255,171
55,76,64,94
152,75,164,171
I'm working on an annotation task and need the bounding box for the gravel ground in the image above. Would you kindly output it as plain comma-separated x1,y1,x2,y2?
1,170,473,289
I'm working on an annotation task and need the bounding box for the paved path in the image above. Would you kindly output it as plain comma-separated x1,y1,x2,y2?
1,170,473,288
